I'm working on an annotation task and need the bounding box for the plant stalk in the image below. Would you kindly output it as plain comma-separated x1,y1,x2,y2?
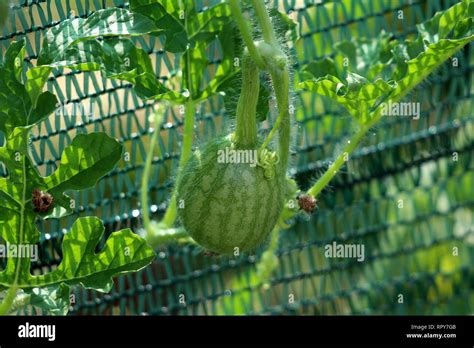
235,52,259,148
250,0,291,169
144,1,199,242
228,0,265,69
141,108,164,236
161,100,194,227
270,66,291,169
251,0,278,45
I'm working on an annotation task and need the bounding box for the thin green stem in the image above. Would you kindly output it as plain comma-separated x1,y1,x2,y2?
146,2,197,236
259,108,284,151
256,225,280,287
141,107,165,236
141,101,194,247
251,0,278,45
270,67,291,169
145,226,191,246
228,0,265,69
162,100,194,226
159,2,196,228
307,124,368,197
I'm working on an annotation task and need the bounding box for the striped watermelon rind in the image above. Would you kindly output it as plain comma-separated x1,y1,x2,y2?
177,136,285,254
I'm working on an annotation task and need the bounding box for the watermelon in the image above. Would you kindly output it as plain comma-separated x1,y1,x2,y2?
176,135,285,254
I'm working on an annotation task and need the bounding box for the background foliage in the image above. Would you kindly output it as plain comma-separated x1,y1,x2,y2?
0,0,472,315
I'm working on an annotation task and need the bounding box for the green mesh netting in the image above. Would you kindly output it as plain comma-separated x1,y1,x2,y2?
1,0,473,315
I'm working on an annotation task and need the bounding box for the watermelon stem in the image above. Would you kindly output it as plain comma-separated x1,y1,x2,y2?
228,0,265,69
250,0,292,170
235,51,259,148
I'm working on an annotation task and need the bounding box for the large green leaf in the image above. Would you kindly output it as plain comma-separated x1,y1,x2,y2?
0,130,155,290
130,0,187,53
0,41,32,136
130,0,232,53
32,3,294,107
0,41,57,135
0,44,155,294
0,217,155,292
181,2,239,101
34,3,237,103
43,132,123,219
28,8,159,106
37,8,158,66
299,0,474,124
45,133,122,191
22,217,155,292
186,2,232,45
36,37,181,102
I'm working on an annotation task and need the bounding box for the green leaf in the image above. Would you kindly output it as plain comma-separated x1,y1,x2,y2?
130,0,187,53
0,108,155,291
0,130,155,290
28,8,159,105
0,129,45,231
130,1,232,52
334,32,395,79
179,2,235,101
35,8,184,102
131,1,234,100
35,3,235,102
24,217,155,292
300,57,339,80
0,40,58,133
182,40,209,100
45,133,122,193
29,92,58,126
42,132,122,218
299,0,474,124
37,8,158,66
200,19,242,103
26,284,71,316
3,39,26,82
0,41,32,135
187,2,232,44
0,36,156,304
25,66,54,109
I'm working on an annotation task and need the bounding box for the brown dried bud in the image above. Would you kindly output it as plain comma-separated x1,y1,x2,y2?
297,194,317,214
32,189,54,213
